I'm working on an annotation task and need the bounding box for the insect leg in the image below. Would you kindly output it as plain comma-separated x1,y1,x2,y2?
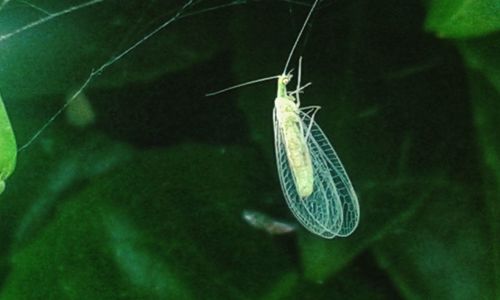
302,106,321,141
289,82,312,107
289,58,312,106
300,105,321,116
295,57,303,106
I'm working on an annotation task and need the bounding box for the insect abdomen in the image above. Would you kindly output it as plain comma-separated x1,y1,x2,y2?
276,97,314,199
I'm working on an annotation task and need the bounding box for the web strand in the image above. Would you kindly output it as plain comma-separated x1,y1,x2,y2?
205,75,281,96
17,0,197,152
0,0,105,43
282,0,320,75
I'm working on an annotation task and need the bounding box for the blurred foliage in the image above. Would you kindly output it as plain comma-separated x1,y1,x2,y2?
424,0,500,38
0,0,498,299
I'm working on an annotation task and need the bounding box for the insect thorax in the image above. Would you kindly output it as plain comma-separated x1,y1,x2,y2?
275,96,298,125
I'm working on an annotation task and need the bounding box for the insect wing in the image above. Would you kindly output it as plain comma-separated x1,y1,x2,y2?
273,108,343,238
300,108,360,236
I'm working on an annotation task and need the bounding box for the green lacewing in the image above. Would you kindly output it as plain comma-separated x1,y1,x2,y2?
208,0,359,238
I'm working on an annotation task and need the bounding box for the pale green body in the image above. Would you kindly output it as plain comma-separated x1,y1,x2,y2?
0,92,17,194
274,75,314,198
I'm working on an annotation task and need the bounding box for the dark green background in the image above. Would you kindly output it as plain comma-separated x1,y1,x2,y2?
0,0,498,299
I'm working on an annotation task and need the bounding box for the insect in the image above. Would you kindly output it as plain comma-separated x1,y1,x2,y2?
242,209,297,235
273,59,359,238
0,91,17,194
208,0,359,238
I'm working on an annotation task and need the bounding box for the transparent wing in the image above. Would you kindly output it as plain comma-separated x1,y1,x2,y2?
300,107,360,236
273,108,344,238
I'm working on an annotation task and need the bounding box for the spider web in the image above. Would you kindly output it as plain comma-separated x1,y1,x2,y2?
0,0,258,151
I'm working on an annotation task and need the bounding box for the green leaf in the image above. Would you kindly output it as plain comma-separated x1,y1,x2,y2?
288,255,403,300
456,35,500,296
425,0,500,38
0,89,133,248
373,182,496,299
457,33,500,93
1,145,295,299
259,272,299,300
370,64,500,300
0,91,16,194
298,179,431,282
468,71,500,298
